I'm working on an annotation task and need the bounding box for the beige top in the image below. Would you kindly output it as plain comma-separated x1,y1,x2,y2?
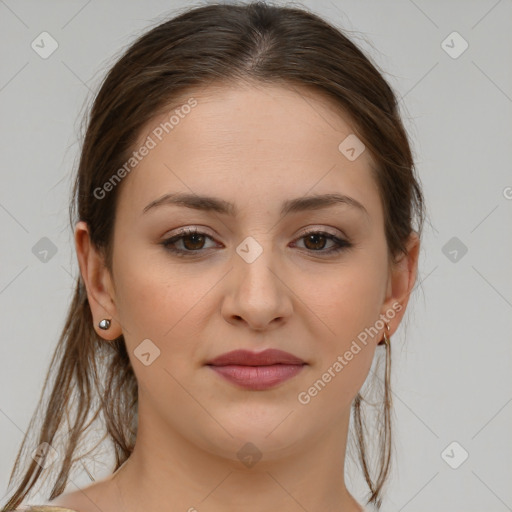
13,505,371,512
13,507,79,512
13,504,371,512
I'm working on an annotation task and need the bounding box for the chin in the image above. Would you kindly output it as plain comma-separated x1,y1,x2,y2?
193,417,310,463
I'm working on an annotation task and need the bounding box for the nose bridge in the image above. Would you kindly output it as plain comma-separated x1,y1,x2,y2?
234,233,280,298
225,233,292,328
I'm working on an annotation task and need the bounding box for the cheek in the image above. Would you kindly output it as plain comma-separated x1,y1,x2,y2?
298,252,387,399
113,245,221,349
305,253,387,337
112,257,210,397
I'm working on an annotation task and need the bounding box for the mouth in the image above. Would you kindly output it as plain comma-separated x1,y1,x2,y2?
205,349,306,391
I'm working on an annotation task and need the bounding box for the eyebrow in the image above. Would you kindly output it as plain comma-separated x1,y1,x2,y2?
142,192,369,218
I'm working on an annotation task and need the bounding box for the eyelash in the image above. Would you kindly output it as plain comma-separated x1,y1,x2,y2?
160,227,352,258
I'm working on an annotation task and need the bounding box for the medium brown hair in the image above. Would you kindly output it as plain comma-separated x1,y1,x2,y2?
2,2,425,510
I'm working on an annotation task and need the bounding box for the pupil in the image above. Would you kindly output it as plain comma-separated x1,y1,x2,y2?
184,234,204,250
306,234,325,250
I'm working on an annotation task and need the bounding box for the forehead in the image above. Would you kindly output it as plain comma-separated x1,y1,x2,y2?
117,82,382,223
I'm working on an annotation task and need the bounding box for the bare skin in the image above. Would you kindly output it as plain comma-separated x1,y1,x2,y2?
50,82,419,512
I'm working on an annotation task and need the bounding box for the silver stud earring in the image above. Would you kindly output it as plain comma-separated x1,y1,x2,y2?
98,318,111,330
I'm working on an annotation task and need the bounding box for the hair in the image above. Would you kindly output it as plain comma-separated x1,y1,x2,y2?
2,2,425,510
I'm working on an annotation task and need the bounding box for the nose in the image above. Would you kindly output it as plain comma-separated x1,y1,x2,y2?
221,245,293,332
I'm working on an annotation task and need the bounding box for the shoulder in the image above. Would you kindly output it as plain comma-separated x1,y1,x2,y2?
12,477,117,512
32,480,115,512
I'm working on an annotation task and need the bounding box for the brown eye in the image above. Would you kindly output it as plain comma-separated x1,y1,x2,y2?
303,232,328,250
181,232,206,250
161,227,217,257
293,230,352,255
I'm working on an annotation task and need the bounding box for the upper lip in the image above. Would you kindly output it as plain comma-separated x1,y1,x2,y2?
206,349,305,366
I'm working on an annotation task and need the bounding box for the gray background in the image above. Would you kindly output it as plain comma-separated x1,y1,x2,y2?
1,0,511,511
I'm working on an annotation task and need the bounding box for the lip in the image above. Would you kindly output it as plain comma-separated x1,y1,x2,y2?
206,349,306,391
206,348,305,366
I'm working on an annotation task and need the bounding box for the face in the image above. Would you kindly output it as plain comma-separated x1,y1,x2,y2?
78,82,417,465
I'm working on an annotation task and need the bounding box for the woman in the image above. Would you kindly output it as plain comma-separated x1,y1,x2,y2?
3,2,424,511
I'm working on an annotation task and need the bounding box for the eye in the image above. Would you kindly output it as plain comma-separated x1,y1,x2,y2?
161,227,217,257
160,227,352,257
291,229,352,255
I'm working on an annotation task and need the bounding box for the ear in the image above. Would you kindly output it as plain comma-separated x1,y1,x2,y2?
379,231,420,342
74,220,123,341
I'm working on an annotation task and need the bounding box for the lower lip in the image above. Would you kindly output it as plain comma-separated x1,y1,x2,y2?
208,364,305,390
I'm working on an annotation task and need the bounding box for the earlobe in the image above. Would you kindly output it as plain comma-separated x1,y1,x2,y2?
74,221,123,341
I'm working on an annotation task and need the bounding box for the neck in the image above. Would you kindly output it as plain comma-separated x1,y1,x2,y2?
111,401,364,512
